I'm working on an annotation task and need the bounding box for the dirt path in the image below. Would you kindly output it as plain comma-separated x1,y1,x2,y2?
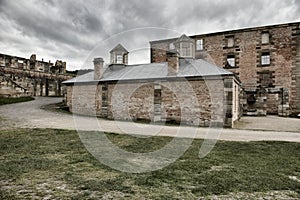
235,115,300,133
0,97,300,142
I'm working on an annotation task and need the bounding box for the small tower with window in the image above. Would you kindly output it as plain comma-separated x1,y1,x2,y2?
110,44,128,65
174,34,195,58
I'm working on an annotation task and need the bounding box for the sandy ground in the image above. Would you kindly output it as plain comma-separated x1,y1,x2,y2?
0,97,299,142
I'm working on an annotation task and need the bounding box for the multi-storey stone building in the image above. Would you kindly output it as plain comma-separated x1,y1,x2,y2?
63,43,241,127
0,53,74,97
150,22,300,116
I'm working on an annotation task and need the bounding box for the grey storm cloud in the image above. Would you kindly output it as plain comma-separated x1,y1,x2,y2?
0,0,299,70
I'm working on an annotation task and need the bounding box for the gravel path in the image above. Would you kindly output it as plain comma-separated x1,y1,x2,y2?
0,97,300,142
235,115,300,133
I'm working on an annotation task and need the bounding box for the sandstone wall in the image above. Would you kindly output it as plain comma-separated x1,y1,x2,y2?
67,84,101,116
150,22,300,115
65,77,239,127
0,53,71,97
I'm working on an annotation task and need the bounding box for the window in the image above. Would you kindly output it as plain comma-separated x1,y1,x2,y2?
102,83,108,106
180,43,191,57
261,32,269,44
116,54,123,64
180,47,189,57
154,85,162,121
196,39,204,50
169,43,175,50
261,52,270,65
226,54,235,67
175,34,195,58
261,73,271,87
259,71,273,87
227,36,234,47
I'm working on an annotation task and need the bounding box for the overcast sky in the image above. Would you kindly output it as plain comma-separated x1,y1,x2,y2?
0,0,299,70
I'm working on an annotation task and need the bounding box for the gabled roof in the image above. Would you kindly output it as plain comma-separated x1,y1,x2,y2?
174,34,194,44
62,58,234,84
109,44,129,53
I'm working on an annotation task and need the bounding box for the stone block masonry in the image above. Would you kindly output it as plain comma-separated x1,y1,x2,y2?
0,53,74,97
66,77,239,127
64,42,241,128
150,22,300,116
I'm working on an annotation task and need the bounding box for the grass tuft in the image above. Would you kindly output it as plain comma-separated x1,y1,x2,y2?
0,96,34,105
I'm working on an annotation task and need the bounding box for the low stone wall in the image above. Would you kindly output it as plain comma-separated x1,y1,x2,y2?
0,67,72,97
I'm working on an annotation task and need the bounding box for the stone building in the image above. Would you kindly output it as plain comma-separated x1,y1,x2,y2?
63,42,241,127
0,53,74,97
150,22,300,116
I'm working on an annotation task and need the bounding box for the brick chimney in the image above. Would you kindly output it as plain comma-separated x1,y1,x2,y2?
167,51,179,76
93,57,104,80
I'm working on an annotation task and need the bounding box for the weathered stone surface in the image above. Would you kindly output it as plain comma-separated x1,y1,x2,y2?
150,22,300,116
0,53,72,97
66,77,240,127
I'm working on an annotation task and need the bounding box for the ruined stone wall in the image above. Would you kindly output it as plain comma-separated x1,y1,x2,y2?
0,53,72,97
0,67,71,97
150,22,300,115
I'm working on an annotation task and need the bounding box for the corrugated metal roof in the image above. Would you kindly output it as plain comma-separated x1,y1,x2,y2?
63,59,233,84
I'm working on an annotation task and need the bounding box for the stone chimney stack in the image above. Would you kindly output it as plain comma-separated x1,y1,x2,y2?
167,51,179,76
93,57,104,80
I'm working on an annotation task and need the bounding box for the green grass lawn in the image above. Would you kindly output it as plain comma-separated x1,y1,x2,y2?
0,129,300,199
0,96,34,105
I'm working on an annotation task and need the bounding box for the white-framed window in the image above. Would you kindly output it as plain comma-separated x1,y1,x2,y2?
196,39,204,50
227,36,234,47
180,43,191,57
262,32,270,44
169,43,175,50
261,52,270,65
116,54,123,64
180,47,189,57
227,55,235,67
